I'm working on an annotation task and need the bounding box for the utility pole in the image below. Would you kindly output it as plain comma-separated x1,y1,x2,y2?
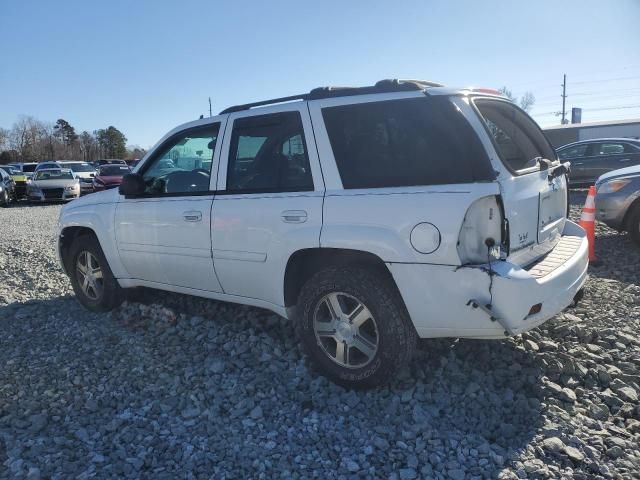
208,97,212,117
561,74,567,125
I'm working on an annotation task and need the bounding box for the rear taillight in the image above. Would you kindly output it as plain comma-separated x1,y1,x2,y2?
457,196,504,265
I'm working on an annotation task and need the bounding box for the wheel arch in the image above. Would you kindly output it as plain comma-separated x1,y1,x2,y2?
59,226,101,275
283,247,402,309
623,195,640,231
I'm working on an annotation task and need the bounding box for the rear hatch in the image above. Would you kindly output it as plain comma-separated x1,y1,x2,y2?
473,98,568,266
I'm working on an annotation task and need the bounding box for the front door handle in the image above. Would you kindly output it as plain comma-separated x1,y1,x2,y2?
574,162,584,165
619,158,631,162
183,210,202,222
281,210,307,223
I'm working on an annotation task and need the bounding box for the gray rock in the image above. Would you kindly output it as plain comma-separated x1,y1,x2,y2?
26,467,41,480
28,413,48,433
448,468,465,480
560,388,577,403
250,405,263,419
345,460,360,472
543,437,565,454
615,386,638,402
588,402,610,420
399,468,417,480
564,446,584,463
607,446,624,458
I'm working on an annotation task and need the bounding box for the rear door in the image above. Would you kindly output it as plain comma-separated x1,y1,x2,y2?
211,104,324,306
590,141,640,180
472,98,568,265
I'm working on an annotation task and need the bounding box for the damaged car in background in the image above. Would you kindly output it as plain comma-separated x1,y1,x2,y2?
57,79,588,388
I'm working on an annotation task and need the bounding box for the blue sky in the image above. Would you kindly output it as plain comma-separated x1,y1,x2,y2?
1,0,639,148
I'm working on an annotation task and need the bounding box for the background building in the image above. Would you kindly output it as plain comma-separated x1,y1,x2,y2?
543,118,640,148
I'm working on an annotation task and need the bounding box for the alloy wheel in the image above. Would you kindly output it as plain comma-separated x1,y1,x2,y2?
313,292,379,369
76,251,104,300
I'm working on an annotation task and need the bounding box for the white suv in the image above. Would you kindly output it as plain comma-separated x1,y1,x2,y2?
58,79,588,387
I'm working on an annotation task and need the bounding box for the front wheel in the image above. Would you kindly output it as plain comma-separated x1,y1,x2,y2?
296,266,417,388
1,189,9,207
68,234,124,312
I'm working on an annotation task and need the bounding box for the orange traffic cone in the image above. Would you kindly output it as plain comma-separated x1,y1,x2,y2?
579,186,599,265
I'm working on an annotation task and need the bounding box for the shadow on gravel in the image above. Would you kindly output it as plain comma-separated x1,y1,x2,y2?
0,288,555,477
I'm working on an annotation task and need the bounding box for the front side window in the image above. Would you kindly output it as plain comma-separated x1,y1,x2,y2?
226,112,313,192
142,124,220,195
475,99,555,174
558,144,588,160
322,97,493,189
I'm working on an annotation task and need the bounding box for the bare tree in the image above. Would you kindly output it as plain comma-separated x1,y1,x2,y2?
498,87,536,112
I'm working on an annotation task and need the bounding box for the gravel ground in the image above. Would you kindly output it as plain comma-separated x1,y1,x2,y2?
0,195,639,480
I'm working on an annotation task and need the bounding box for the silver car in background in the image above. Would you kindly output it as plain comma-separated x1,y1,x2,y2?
558,138,640,186
595,164,640,245
27,168,80,202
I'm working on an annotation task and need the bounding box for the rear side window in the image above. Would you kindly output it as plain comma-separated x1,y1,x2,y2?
475,99,555,174
596,142,624,155
322,97,493,189
227,111,314,193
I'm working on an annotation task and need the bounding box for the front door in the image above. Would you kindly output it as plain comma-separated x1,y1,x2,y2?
211,105,324,306
115,121,225,292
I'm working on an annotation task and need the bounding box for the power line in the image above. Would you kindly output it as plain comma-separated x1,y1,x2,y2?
532,93,640,108
570,75,640,86
534,104,640,117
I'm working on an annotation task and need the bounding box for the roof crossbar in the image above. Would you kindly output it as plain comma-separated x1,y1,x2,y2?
219,79,443,114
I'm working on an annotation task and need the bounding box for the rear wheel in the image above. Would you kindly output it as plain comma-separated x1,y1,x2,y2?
68,234,124,312
627,204,640,246
295,265,417,388
1,189,9,207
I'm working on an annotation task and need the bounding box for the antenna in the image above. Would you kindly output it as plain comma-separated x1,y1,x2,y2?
208,97,212,117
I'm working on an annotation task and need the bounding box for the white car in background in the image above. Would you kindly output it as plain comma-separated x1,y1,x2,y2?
57,79,589,387
28,168,80,202
59,161,97,194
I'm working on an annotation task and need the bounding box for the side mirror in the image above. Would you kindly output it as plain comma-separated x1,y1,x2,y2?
119,173,145,196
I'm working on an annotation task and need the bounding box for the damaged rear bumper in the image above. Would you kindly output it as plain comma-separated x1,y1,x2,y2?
388,220,589,339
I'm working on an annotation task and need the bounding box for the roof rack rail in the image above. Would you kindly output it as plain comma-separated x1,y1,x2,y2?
219,78,443,114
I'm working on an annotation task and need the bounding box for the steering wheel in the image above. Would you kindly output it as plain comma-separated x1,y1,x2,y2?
193,168,210,175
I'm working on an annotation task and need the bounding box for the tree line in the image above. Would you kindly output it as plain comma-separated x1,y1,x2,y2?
0,116,146,164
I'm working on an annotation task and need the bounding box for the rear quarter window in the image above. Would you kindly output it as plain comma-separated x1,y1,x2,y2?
321,97,493,189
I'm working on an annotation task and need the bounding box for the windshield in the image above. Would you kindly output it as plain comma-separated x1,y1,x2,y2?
22,164,37,172
65,162,95,172
35,170,74,180
99,165,130,176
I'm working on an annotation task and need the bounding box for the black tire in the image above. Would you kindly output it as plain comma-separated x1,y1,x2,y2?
295,265,417,389
1,189,9,207
627,204,640,246
68,234,124,312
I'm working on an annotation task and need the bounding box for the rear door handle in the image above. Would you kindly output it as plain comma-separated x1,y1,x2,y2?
183,210,202,222
574,162,584,165
281,210,307,223
619,158,631,162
